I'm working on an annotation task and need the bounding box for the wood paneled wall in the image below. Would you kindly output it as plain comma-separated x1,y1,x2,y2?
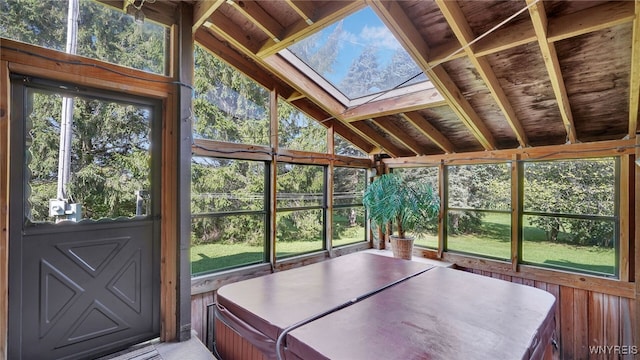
460,267,637,360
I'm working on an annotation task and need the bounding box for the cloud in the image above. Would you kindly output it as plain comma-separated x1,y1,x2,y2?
359,25,402,51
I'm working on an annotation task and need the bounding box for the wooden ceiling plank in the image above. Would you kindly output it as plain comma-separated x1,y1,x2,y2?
527,0,577,144
370,0,496,150
474,20,537,58
429,40,467,66
343,89,446,122
436,0,528,147
226,0,285,42
401,112,456,154
192,0,225,33
547,1,635,43
629,0,640,138
256,1,365,58
284,0,315,25
373,117,426,156
351,121,407,158
204,12,262,54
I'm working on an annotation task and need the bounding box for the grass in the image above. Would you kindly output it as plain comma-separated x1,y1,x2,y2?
192,214,615,276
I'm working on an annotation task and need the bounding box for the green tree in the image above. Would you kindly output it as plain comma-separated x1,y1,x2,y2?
339,45,381,98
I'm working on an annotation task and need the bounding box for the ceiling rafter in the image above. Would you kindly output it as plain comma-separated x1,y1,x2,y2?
225,0,285,43
284,0,315,25
473,1,635,58
373,117,425,156
629,0,640,138
351,121,409,158
256,1,364,58
436,0,528,148
369,0,497,150
400,112,455,154
204,11,262,54
527,0,577,144
192,0,225,33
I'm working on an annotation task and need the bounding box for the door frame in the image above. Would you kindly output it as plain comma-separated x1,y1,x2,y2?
7,74,163,359
1,37,190,359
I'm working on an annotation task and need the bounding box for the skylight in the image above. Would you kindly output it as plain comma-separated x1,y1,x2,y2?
283,6,429,105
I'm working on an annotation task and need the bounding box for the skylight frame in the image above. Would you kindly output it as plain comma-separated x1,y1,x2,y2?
279,5,439,109
279,49,437,108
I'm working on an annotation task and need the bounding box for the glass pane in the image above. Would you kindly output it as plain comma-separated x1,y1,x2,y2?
332,207,366,248
276,209,324,258
333,167,365,206
287,7,427,100
193,46,269,145
524,159,615,216
191,214,265,274
394,167,438,191
447,163,510,211
277,163,324,208
335,133,368,157
26,90,152,223
1,0,167,74
278,100,327,152
191,157,265,213
446,211,511,260
522,215,616,276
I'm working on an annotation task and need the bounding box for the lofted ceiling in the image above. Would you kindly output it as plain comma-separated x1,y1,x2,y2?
102,0,640,158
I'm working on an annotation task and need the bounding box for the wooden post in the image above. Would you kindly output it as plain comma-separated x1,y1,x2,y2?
438,161,445,259
161,2,193,342
634,134,639,348
326,126,335,256
269,89,278,268
0,60,9,360
511,154,520,272
620,154,631,282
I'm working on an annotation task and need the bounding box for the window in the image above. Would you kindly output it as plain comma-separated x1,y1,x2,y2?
335,133,368,157
193,46,270,145
333,167,366,247
276,163,325,258
278,99,327,152
1,0,167,74
393,167,439,248
191,157,267,274
521,158,618,277
23,82,156,224
446,163,511,260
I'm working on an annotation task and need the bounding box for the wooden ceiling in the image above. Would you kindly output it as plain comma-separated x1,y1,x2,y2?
105,0,640,157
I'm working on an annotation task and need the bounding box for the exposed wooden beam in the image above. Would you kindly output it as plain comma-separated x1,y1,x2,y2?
0,60,9,360
370,0,496,150
195,28,294,99
343,88,446,122
287,91,305,101
629,0,640,138
256,1,364,58
474,1,635,58
527,0,577,144
284,0,315,25
400,112,455,154
436,0,528,148
192,0,224,33
226,0,285,42
373,117,425,156
204,11,262,54
547,1,635,43
351,121,409,158
474,20,537,58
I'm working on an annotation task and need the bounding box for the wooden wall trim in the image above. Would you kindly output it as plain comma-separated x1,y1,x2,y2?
635,134,639,348
0,60,9,360
383,139,636,167
439,252,635,299
621,155,632,282
1,39,173,98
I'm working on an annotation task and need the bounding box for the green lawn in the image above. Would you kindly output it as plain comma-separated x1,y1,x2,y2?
192,214,615,276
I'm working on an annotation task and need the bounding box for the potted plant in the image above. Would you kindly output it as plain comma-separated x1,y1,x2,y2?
362,172,439,259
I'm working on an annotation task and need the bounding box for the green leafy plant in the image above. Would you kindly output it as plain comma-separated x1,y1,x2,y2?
362,172,439,239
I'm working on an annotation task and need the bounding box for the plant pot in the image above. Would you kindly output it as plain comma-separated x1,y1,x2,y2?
390,235,414,260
